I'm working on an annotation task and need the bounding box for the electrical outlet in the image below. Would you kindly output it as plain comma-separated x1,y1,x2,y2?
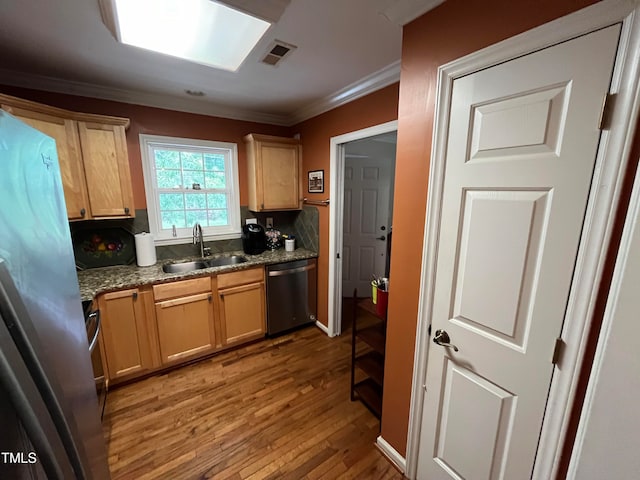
266,217,274,228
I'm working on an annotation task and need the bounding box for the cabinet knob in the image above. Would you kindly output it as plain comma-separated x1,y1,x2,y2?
80,208,86,218
132,291,138,300
208,294,213,303
124,207,130,215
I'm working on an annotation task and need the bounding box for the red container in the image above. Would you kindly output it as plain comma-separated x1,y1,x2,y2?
375,288,388,318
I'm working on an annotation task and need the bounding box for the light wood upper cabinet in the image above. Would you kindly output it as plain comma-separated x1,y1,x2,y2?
1,104,91,220
245,134,302,211
98,287,159,382
153,277,216,366
0,93,134,221
217,267,266,346
78,121,133,218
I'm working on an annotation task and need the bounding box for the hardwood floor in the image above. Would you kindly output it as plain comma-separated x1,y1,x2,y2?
103,323,404,479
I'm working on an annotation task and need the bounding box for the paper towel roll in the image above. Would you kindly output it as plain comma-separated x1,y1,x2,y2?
135,232,156,267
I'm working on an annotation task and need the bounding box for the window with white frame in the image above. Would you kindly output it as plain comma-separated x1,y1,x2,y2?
139,134,241,245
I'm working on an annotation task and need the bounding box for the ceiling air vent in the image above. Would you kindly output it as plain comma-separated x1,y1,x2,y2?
261,40,297,66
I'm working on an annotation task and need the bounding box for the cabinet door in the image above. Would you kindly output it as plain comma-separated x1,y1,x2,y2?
218,282,266,346
2,105,90,220
259,141,301,210
155,292,216,365
77,121,134,218
99,288,155,380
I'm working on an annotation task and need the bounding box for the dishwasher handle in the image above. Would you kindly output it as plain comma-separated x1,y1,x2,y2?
267,263,316,277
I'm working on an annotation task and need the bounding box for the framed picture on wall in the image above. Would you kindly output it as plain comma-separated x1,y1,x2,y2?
308,170,324,193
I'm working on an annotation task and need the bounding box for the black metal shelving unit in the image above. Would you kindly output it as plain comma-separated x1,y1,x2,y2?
350,291,386,419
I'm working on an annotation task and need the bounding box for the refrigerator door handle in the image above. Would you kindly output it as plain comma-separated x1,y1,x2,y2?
87,311,100,354
0,298,77,479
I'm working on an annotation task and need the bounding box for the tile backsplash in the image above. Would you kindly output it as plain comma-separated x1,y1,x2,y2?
247,206,319,252
69,206,319,267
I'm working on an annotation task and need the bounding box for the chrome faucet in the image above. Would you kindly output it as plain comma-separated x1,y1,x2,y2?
192,223,210,258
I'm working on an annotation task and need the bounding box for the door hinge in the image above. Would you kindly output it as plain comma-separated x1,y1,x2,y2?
552,338,565,365
598,93,616,130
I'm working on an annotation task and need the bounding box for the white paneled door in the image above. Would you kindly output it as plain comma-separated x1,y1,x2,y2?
417,25,620,479
342,157,391,296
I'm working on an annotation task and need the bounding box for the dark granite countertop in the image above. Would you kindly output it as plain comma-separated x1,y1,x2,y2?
77,248,318,301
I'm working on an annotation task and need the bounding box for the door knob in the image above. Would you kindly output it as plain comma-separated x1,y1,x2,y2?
376,235,386,241
433,329,459,352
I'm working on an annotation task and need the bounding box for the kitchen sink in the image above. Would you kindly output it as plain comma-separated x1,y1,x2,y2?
206,255,247,267
162,260,208,274
162,255,248,273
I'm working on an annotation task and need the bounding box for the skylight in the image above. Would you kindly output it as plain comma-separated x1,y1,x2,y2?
109,0,271,72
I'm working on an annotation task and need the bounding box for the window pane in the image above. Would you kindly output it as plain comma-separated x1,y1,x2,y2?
159,193,184,210
183,170,205,189
186,210,208,226
161,210,186,229
208,209,228,226
204,153,225,171
185,193,207,210
156,169,182,188
181,152,203,170
205,171,226,189
155,150,180,169
207,193,227,209
143,136,239,241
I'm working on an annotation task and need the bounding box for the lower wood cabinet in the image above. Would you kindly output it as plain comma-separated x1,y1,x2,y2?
98,287,158,382
217,268,266,346
153,277,216,366
98,267,269,384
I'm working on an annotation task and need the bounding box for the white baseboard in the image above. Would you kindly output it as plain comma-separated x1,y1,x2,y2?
315,320,331,336
376,435,407,474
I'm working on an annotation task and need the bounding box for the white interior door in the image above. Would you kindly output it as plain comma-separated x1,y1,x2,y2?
417,25,620,479
342,157,391,296
568,162,640,479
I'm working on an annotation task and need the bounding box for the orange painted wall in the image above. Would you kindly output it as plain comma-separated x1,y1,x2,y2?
0,85,290,208
381,0,601,456
292,84,399,326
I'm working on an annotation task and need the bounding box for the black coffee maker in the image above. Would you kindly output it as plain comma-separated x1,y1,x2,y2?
241,224,266,254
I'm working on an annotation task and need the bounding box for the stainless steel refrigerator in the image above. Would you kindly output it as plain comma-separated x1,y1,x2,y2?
0,111,110,479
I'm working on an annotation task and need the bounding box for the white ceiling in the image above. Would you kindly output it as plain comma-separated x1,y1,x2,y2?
0,0,443,126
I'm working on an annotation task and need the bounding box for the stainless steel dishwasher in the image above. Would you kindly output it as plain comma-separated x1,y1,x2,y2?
266,258,317,336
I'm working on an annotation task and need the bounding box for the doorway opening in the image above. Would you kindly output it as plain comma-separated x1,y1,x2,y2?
328,120,397,337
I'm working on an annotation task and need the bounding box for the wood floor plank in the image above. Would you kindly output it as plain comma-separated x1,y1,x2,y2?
103,324,405,479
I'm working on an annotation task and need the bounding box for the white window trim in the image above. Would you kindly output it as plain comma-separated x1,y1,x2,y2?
139,133,241,246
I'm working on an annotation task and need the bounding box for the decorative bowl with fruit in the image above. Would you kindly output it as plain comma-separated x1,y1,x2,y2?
72,227,135,268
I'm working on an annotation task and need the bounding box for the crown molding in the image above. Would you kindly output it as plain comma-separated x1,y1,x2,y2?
0,68,291,126
288,60,401,126
0,60,401,127
379,0,446,26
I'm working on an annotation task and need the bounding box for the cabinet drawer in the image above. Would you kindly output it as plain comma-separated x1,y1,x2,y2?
153,276,211,301
217,267,263,289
